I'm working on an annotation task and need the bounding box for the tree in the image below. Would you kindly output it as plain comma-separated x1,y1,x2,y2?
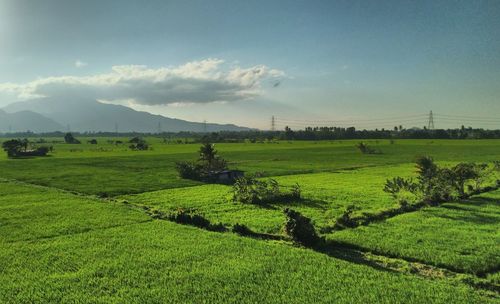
2,139,23,157
64,133,80,144
129,137,149,150
199,143,226,171
199,143,217,164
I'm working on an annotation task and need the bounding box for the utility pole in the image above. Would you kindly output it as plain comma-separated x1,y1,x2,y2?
271,115,276,131
427,111,435,130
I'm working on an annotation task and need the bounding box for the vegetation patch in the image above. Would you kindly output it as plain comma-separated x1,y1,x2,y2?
283,208,320,247
148,207,227,232
232,176,301,205
2,138,52,158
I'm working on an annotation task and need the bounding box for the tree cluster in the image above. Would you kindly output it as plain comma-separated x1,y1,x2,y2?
231,176,301,205
129,137,149,150
175,143,228,181
1,139,51,158
384,157,500,206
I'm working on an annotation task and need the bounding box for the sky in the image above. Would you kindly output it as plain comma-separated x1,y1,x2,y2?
0,0,499,130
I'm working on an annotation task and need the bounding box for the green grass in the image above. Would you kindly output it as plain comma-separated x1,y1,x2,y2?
328,190,500,275
0,180,150,243
121,165,414,234
0,182,494,303
0,138,499,195
1,138,499,302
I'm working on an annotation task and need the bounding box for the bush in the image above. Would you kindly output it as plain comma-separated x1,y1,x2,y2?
232,177,301,205
175,161,203,180
64,133,81,144
383,177,419,205
386,157,496,205
356,142,378,154
283,208,319,247
166,208,227,232
334,205,359,229
129,137,149,150
175,143,229,181
2,139,50,157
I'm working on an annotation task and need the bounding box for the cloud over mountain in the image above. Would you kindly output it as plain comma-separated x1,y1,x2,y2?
0,59,284,106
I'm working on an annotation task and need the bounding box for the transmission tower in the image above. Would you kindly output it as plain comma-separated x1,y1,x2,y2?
203,120,207,133
427,111,435,130
114,122,118,134
271,116,276,131
158,121,162,134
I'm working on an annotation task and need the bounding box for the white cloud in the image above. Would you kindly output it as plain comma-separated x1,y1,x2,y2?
1,59,284,105
75,60,88,68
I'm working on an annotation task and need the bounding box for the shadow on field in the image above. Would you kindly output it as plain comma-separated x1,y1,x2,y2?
314,241,397,274
251,198,330,211
438,197,500,224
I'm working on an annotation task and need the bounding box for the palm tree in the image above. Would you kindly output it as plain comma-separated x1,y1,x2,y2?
199,143,217,164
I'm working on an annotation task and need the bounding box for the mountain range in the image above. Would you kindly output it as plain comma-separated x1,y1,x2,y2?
1,98,250,133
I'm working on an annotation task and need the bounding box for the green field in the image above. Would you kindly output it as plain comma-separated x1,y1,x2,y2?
0,138,499,302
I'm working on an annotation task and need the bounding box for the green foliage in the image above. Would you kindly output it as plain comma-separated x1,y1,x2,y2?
1,140,500,303
167,208,226,232
232,176,301,205
175,161,204,180
1,138,50,157
64,132,81,144
386,157,496,205
384,177,420,206
356,142,378,154
2,139,24,157
331,190,500,275
175,143,229,181
129,137,149,150
283,208,320,247
334,205,359,229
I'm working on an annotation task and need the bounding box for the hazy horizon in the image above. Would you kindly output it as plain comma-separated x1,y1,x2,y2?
1,0,499,130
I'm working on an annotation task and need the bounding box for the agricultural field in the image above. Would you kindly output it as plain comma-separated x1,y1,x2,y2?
0,137,499,303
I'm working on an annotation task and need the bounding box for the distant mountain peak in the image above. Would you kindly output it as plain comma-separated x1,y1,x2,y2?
3,98,250,132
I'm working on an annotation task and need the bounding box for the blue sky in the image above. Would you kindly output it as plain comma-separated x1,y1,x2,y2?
0,0,499,129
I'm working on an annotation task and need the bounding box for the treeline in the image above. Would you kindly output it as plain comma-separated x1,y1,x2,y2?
1,126,500,141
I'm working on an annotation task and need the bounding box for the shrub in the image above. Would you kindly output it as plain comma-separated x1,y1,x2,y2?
175,161,203,180
386,157,494,205
167,208,227,232
64,133,81,144
383,177,419,205
2,139,50,157
356,142,378,154
167,208,211,229
129,137,149,150
175,143,229,181
334,205,359,229
88,139,98,144
232,177,301,205
283,208,319,247
290,183,301,199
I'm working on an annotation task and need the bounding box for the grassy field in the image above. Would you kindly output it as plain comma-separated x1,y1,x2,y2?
0,138,499,195
0,137,499,302
329,190,500,275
